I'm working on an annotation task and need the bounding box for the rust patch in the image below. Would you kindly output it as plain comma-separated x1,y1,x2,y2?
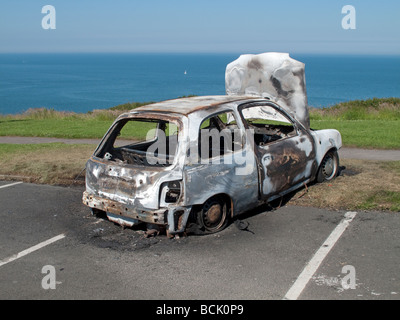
131,96,255,116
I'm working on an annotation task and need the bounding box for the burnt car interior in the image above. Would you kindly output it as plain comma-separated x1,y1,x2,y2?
241,105,297,146
95,118,178,167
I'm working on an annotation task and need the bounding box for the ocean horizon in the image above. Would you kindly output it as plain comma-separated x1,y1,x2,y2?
1,52,399,115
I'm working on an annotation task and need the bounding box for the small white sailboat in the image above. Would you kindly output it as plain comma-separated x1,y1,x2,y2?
184,70,187,75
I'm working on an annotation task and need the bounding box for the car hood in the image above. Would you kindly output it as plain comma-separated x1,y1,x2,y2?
225,52,310,129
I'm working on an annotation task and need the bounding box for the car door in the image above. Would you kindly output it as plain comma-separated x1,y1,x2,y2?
239,102,316,200
183,110,259,215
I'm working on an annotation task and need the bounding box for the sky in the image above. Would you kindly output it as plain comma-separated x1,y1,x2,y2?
0,0,399,55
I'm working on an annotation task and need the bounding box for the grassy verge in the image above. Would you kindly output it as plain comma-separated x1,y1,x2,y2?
0,108,118,138
0,143,94,185
309,97,400,149
0,118,113,139
310,120,400,149
0,143,399,212
1,98,399,149
290,159,400,212
309,98,400,121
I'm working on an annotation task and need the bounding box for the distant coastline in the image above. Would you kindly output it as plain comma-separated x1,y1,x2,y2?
1,53,399,115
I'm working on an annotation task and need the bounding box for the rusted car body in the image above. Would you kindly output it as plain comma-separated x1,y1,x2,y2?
82,53,342,235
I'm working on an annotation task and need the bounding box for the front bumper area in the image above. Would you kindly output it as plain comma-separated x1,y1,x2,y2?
82,191,191,234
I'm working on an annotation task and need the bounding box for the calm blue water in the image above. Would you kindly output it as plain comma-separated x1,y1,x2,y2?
0,53,399,115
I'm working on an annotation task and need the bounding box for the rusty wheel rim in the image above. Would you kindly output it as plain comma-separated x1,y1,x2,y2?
201,199,226,232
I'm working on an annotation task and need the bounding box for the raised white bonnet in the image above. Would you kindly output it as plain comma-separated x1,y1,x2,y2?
225,52,310,129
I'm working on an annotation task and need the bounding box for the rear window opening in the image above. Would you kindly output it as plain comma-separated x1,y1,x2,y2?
96,118,179,167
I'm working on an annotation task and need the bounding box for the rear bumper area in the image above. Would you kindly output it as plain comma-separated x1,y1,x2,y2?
82,191,191,234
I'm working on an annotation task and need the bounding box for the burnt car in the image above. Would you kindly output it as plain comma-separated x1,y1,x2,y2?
82,53,342,235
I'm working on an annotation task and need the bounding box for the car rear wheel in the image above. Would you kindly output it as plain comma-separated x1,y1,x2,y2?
316,150,339,183
197,196,229,234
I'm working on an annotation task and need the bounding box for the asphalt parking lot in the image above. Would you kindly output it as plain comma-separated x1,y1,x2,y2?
0,180,399,301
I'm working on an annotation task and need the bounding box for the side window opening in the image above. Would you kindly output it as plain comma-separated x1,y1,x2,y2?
199,111,242,161
241,105,296,146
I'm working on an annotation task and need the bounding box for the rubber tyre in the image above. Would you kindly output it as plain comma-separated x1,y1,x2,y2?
197,196,229,234
316,150,339,183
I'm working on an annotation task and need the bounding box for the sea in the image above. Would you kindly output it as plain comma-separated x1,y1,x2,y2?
0,53,399,115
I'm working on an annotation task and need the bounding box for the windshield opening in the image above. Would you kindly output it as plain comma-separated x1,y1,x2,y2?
241,105,297,146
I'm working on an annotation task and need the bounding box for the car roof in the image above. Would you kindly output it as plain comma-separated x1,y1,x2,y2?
129,95,260,116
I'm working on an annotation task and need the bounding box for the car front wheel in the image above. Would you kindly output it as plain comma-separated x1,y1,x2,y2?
316,150,339,183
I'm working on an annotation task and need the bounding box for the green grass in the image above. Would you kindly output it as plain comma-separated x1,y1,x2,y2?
0,118,114,138
308,98,400,148
1,98,399,149
309,97,400,121
357,191,400,212
308,97,400,148
310,120,400,149
0,101,160,139
0,142,92,155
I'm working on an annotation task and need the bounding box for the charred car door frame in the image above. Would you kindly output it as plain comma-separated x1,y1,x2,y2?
238,101,316,201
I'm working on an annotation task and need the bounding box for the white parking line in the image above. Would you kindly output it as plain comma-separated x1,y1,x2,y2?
0,181,23,189
0,234,66,268
284,211,357,300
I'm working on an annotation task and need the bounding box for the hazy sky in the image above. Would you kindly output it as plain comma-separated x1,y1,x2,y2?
1,0,399,54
